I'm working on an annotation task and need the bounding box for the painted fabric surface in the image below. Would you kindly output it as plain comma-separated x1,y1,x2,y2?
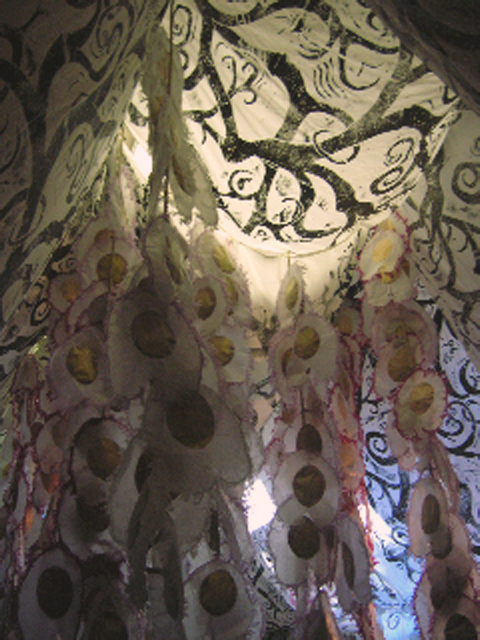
0,1,479,639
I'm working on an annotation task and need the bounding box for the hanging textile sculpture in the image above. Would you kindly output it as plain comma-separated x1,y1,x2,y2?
3,146,480,637
0,1,480,638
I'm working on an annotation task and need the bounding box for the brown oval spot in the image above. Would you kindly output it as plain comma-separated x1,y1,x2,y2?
194,287,216,320
37,566,74,619
96,253,127,285
60,277,79,303
166,253,183,285
0,512,7,540
199,569,237,617
288,517,320,560
421,493,441,534
409,382,435,415
95,228,114,244
281,348,292,376
166,392,215,449
41,472,60,494
293,465,326,507
431,527,452,560
213,243,236,274
135,451,152,493
209,336,235,367
130,311,176,358
296,424,323,454
66,345,98,384
294,326,320,360
165,575,183,621
24,505,35,533
342,542,355,589
336,312,353,336
51,419,68,447
225,278,239,309
388,346,416,382
76,496,110,532
87,295,108,325
86,437,122,480
285,278,299,311
324,525,336,550
445,613,477,640
88,611,128,640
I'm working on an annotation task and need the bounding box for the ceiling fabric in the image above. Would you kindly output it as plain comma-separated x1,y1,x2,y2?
157,0,458,312
1,1,480,639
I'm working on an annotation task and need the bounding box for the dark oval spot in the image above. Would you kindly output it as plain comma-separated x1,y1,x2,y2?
87,295,108,326
342,542,355,590
409,382,434,415
165,237,183,285
281,348,292,375
208,509,220,554
87,611,128,640
76,496,110,533
324,525,336,551
431,528,453,560
421,494,441,535
288,517,320,560
135,451,153,493
0,510,7,539
86,437,122,480
387,346,416,382
199,569,237,617
96,253,127,285
293,465,326,507
445,613,477,640
431,576,464,611
285,278,299,310
66,345,98,384
164,575,182,621
194,287,216,320
37,565,74,619
130,311,176,358
296,424,323,454
166,392,215,449
294,326,320,360
213,244,236,274
225,277,238,309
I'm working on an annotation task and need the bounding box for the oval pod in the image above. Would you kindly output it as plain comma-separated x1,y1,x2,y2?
18,547,82,640
408,477,450,557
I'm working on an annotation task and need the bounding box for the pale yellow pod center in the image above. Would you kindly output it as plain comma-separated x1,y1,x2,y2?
372,237,393,263
213,243,236,274
294,326,320,360
97,253,127,285
285,277,299,311
209,336,235,366
194,286,216,320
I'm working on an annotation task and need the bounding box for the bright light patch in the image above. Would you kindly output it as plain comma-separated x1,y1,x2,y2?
132,143,152,180
245,479,276,532
358,502,391,539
